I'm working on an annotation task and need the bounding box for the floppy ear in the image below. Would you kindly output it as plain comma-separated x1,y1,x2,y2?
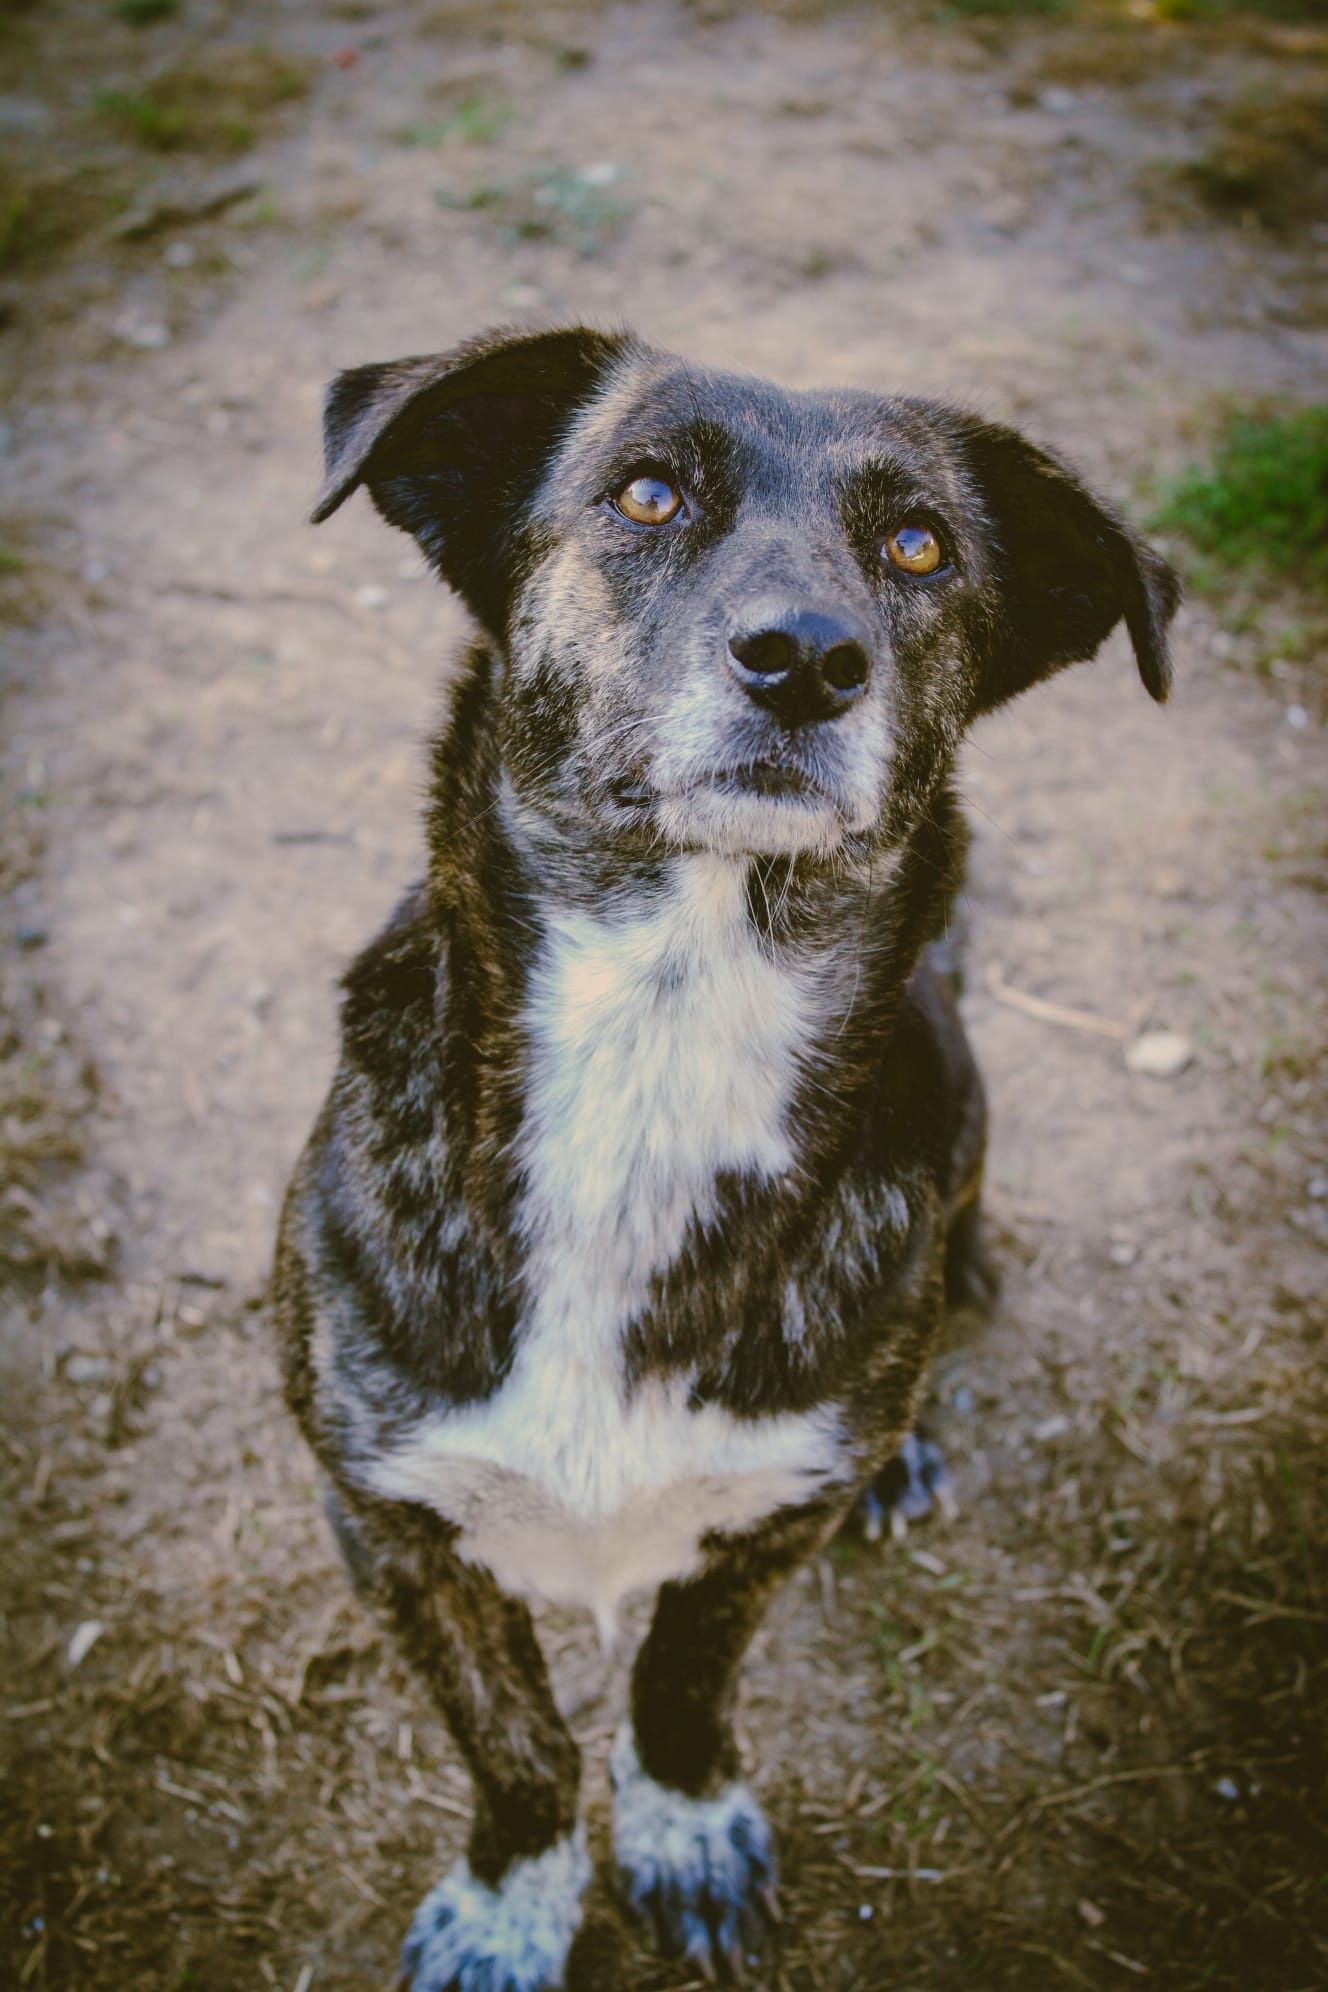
960,420,1181,709
311,324,630,634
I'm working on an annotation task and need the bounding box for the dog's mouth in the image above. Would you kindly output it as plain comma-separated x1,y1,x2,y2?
609,757,832,811
713,758,821,800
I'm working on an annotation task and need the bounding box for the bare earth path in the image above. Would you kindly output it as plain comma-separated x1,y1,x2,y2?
2,3,1325,1987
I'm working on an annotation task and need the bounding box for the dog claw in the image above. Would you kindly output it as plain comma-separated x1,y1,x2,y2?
683,1929,718,1982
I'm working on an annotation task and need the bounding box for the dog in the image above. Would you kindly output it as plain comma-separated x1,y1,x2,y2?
272,325,1177,1990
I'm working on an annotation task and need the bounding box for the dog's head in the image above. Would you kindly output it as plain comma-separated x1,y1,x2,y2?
314,326,1178,862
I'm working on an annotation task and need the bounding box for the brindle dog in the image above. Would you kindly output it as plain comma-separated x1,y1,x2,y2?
272,326,1177,1990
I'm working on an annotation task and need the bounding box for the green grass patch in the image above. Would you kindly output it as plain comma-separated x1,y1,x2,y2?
0,167,118,272
942,0,1069,13
1152,408,1328,595
115,0,182,22
435,159,634,256
397,92,511,147
1173,84,1328,230
95,46,312,156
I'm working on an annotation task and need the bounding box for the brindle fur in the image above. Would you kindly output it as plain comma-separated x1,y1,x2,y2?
272,325,1177,1988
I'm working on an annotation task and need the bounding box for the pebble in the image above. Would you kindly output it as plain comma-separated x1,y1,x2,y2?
64,1354,112,1385
163,240,195,270
67,1620,105,1668
577,159,621,186
1034,1413,1070,1443
951,1384,976,1415
114,317,170,352
1108,1240,1138,1267
1214,1776,1240,1802
1285,704,1308,731
1307,1177,1328,1201
1125,1030,1193,1079
1039,87,1078,115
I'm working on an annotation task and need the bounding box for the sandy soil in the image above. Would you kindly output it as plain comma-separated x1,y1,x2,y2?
2,2,1325,1987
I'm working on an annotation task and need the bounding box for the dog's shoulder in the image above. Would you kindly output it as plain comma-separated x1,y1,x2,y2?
854,948,985,1196
337,879,441,1080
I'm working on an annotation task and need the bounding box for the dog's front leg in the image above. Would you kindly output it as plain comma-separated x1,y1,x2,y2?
612,1496,844,1979
333,1492,587,1992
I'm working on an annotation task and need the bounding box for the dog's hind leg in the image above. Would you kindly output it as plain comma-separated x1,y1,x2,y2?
328,1491,587,1992
943,1179,1000,1312
612,1497,842,1980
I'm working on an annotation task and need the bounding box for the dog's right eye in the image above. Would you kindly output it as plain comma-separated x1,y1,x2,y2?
613,474,682,526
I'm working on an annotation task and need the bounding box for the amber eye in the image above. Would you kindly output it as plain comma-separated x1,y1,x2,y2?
614,473,682,526
884,522,944,575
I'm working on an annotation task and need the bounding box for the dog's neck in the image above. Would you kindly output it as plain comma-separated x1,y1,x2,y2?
424,648,965,1217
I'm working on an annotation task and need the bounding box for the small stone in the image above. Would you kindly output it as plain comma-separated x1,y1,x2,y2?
1214,1775,1240,1802
163,240,195,269
1125,1030,1193,1079
858,1904,874,1921
301,280,340,315
1307,1177,1328,1201
951,1384,976,1414
67,1620,105,1667
64,1354,111,1385
1285,704,1309,731
116,318,171,352
1108,1240,1138,1267
248,980,275,1017
354,583,390,612
1040,87,1078,115
1077,1899,1105,1929
577,159,620,186
1034,1413,1070,1443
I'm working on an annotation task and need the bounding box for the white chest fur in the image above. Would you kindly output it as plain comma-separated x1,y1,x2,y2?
364,856,852,1636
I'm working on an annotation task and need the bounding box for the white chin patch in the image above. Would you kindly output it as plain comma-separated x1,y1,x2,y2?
654,787,847,857
401,1829,590,1992
609,1726,777,1977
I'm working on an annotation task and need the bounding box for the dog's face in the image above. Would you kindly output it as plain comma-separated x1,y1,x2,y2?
314,328,1177,863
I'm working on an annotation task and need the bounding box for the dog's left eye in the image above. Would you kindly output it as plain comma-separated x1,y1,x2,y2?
613,474,682,526
883,522,945,575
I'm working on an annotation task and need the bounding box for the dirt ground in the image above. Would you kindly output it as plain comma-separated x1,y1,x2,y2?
2,1,1326,1987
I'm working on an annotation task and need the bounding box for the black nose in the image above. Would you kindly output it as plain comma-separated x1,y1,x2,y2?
727,608,872,724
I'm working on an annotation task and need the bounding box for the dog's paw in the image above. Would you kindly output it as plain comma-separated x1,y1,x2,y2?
610,1726,777,1980
401,1830,590,1992
857,1430,957,1542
